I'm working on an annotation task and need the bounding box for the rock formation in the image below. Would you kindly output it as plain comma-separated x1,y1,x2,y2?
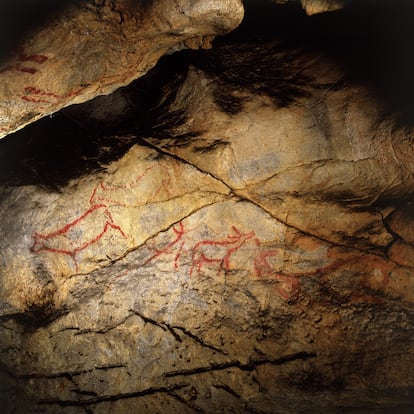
0,0,243,138
0,1,414,413
299,0,344,15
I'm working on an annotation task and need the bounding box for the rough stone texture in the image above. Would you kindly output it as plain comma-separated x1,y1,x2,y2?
300,0,344,15
0,0,243,138
1,28,414,413
272,0,344,15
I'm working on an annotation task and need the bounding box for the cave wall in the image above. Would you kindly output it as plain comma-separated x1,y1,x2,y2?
0,1,414,413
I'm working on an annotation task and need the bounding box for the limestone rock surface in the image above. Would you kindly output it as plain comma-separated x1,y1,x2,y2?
300,0,344,15
0,0,243,138
271,0,344,15
0,31,414,413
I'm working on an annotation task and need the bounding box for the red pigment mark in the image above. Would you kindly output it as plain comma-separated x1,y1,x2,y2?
66,89,81,98
253,248,301,299
31,204,126,271
0,53,47,76
0,64,37,74
24,86,58,97
21,86,85,105
30,160,174,271
18,53,48,64
144,222,186,268
111,269,130,283
253,246,356,300
174,242,186,269
24,86,59,98
189,226,255,277
21,86,60,104
21,96,50,103
18,66,37,74
89,164,173,207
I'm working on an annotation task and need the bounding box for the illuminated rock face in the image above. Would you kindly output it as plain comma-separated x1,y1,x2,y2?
1,2,414,414
0,0,243,138
299,0,344,15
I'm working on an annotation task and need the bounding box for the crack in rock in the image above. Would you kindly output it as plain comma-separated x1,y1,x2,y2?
163,351,316,377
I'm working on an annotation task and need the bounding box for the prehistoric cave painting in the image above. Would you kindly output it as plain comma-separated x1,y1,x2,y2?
31,204,126,271
252,247,302,299
252,245,354,300
142,222,297,298
144,222,187,269
254,242,398,301
21,85,83,105
142,222,309,300
142,220,397,301
30,161,176,271
0,50,87,106
0,52,48,75
21,86,60,103
144,222,312,300
89,163,174,207
189,226,256,277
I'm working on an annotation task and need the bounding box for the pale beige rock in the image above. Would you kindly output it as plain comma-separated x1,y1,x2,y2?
0,0,243,138
273,0,345,15
300,0,344,15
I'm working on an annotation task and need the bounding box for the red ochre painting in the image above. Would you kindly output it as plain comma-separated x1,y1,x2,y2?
30,160,393,299
143,223,352,300
30,162,174,270
0,52,48,76
30,158,309,299
31,204,126,271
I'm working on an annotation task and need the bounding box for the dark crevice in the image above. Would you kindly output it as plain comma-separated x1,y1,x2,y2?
164,351,316,378
167,390,205,413
0,112,136,190
74,313,135,335
36,382,190,406
131,309,228,355
72,389,98,397
131,309,183,342
16,364,127,380
171,325,228,355
212,384,241,399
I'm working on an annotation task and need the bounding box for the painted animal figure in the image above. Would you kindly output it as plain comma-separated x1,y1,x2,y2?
144,222,186,268
253,248,301,300
89,163,173,208
190,226,255,276
30,204,126,270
